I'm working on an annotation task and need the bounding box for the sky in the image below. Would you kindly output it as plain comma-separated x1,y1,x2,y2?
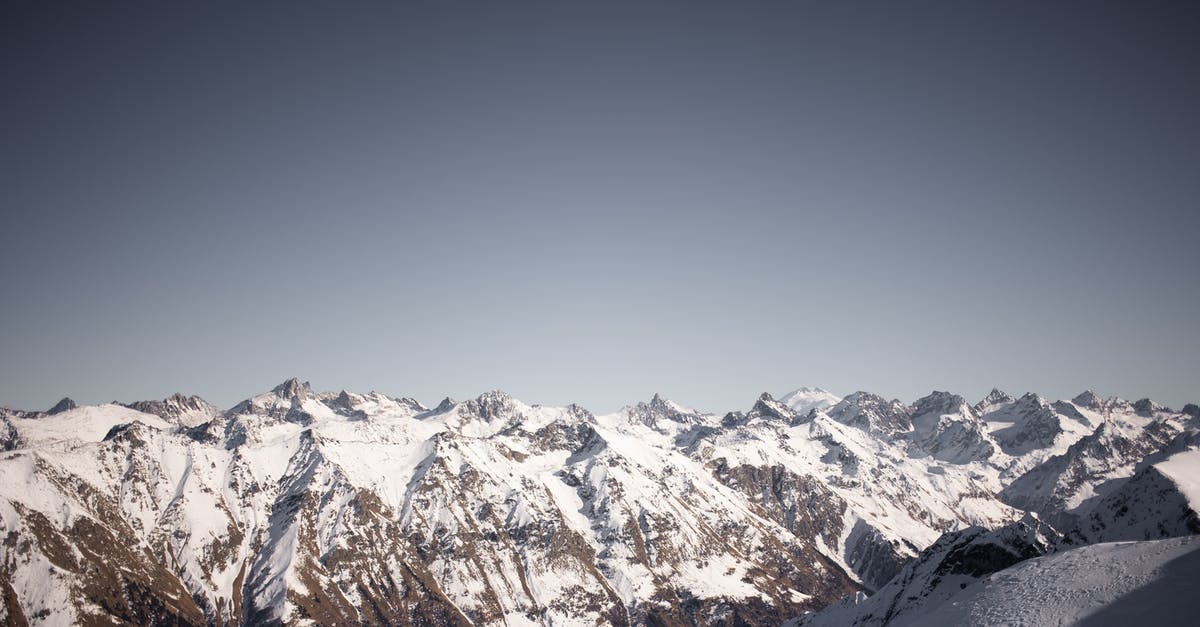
2,1,1198,414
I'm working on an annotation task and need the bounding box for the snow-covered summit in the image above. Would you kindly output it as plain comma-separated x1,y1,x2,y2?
780,387,841,414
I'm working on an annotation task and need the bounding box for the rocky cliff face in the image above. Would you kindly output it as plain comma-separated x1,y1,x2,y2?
0,384,1196,625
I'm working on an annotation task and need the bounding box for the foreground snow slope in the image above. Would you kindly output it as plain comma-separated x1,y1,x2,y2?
919,535,1200,626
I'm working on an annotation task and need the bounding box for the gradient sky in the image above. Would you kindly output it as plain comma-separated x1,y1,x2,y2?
2,1,1198,413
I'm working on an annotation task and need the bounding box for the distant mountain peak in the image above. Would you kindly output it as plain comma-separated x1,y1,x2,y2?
974,388,1017,416
779,387,841,414
750,393,794,422
47,397,77,415
1073,390,1102,408
629,393,698,427
462,390,518,422
826,391,913,435
122,393,220,427
271,377,311,400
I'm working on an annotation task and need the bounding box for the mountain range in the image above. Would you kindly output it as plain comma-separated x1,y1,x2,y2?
1,381,1197,625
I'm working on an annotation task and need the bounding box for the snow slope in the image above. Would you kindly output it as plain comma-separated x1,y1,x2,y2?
919,535,1200,626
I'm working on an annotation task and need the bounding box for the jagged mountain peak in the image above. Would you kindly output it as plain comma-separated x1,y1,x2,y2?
47,397,77,415
459,389,519,422
1072,389,1102,408
912,390,974,415
628,393,698,427
271,377,312,400
750,392,795,422
1133,397,1169,415
826,391,913,435
984,387,1014,403
1014,391,1045,405
974,387,1015,414
431,396,457,414
122,393,221,427
909,392,995,464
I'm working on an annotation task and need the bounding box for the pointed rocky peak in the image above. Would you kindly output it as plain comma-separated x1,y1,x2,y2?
1132,398,1167,416
431,397,457,414
749,392,795,422
321,390,369,421
720,410,749,429
1015,391,1041,402
1012,392,1049,410
462,390,518,423
47,397,77,415
1183,404,1200,419
629,393,698,426
272,377,312,401
332,390,356,409
985,388,1014,404
564,403,595,423
645,392,673,415
1072,390,1102,409
974,388,1014,414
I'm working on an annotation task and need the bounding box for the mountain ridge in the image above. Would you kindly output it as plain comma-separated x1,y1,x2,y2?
1,379,1196,625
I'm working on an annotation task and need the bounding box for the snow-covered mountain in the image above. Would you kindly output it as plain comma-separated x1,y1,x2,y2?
778,387,841,415
0,382,1196,625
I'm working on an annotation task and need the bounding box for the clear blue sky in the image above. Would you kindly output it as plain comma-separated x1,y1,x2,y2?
2,1,1198,413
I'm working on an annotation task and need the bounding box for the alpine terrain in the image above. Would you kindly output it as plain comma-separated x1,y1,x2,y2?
1,381,1197,626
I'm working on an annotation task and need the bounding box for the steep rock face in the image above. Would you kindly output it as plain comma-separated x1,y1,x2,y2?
793,514,1060,627
843,520,916,593
710,462,848,554
1072,447,1200,543
0,416,19,451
